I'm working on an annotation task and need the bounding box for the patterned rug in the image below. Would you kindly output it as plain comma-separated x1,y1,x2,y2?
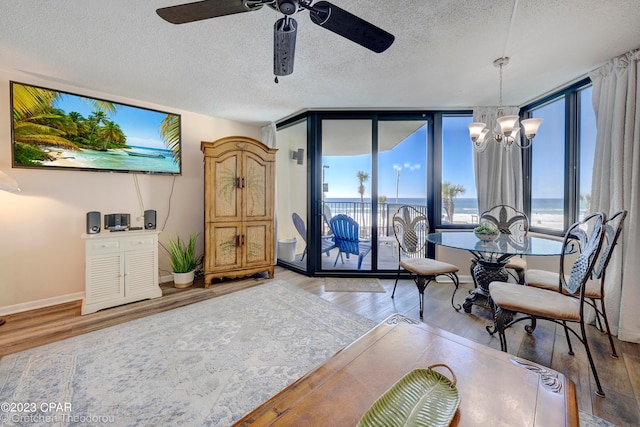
0,280,376,426
324,277,386,293
579,411,617,427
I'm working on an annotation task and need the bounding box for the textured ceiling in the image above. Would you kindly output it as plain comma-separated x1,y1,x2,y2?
1,0,639,126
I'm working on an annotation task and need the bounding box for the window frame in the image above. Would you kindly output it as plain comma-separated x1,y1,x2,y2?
521,78,593,236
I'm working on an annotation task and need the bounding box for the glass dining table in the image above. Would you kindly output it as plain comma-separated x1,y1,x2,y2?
426,232,571,313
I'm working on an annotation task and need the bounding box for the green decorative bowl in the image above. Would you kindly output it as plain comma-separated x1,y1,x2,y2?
358,364,460,427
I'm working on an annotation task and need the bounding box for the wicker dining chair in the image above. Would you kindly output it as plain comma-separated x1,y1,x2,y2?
524,210,627,357
488,212,607,396
391,205,460,318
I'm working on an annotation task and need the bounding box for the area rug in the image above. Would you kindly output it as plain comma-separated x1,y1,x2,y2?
324,277,386,293
0,280,376,426
579,411,617,427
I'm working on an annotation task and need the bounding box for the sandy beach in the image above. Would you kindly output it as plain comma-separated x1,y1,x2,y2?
451,212,564,230
42,147,92,168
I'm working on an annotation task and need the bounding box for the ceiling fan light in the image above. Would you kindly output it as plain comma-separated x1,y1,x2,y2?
276,0,298,15
274,17,297,76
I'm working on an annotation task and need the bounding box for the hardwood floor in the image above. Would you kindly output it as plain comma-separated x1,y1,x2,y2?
1,267,639,426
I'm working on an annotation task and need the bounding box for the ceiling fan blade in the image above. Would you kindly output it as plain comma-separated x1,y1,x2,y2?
274,17,297,76
156,0,261,24
308,1,394,53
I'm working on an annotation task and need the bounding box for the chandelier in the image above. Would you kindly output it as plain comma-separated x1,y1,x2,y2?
468,57,543,152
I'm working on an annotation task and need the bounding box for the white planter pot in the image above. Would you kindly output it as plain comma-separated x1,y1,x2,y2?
173,270,195,288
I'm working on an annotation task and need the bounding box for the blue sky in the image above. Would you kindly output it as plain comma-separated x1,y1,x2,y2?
321,89,596,201
322,119,478,200
442,116,476,198
53,93,172,149
323,125,428,199
531,86,595,199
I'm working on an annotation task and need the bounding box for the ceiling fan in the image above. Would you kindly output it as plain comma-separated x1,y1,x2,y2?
156,0,395,81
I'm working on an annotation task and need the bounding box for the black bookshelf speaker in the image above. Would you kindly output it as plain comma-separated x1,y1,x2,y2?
144,210,157,230
86,211,101,234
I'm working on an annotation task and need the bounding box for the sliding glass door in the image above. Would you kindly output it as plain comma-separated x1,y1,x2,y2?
320,119,373,271
377,120,429,269
317,116,430,274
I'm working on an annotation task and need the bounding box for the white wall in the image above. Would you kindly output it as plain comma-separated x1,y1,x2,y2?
275,121,307,258
0,68,260,314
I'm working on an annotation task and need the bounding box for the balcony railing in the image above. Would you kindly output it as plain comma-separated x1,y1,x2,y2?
322,202,428,239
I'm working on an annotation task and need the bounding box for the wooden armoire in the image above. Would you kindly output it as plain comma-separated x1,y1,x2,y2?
201,136,277,287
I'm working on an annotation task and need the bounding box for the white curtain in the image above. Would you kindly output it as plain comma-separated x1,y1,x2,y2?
472,106,524,214
588,49,640,342
261,122,277,148
261,122,278,260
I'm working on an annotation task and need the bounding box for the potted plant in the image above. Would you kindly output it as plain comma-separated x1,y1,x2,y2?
167,233,200,288
474,222,500,241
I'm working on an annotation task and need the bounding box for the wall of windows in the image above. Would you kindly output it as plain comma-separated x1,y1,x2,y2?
522,79,595,234
276,111,471,276
274,80,597,276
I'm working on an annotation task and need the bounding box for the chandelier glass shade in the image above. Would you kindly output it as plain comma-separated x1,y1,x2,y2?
469,57,543,152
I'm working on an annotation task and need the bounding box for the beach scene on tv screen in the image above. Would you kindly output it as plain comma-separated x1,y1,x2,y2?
11,82,181,174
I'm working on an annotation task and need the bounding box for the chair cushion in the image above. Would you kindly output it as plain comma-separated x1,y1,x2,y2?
489,281,580,322
525,269,601,298
505,256,527,271
525,269,563,291
400,258,458,275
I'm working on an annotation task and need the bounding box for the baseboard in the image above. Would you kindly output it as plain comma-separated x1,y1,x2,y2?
0,292,85,317
618,328,640,343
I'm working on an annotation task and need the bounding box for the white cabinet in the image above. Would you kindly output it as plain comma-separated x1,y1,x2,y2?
81,230,162,314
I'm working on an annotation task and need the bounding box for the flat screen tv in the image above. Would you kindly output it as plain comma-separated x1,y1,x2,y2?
10,81,182,175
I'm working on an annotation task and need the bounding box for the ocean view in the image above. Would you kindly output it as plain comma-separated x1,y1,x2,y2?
325,197,577,216
44,145,178,173
324,197,578,231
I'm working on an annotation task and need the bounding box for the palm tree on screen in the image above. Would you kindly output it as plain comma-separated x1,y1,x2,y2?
12,84,119,164
98,120,127,150
160,114,180,164
12,85,77,150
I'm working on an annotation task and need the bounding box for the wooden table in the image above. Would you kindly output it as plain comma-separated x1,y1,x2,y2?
234,314,578,427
